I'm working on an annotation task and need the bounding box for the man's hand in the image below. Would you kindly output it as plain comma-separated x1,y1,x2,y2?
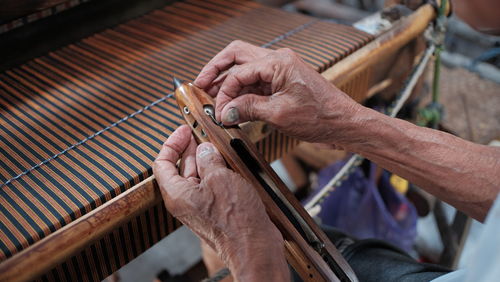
194,40,361,144
194,40,500,221
153,125,290,280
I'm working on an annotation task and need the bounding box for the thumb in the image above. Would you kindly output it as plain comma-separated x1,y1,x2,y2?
220,94,271,125
196,142,227,179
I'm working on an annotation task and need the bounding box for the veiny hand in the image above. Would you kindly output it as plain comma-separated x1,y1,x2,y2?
153,125,289,280
194,40,361,144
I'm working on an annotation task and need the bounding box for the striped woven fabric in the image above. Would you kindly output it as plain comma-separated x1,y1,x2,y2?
40,204,185,282
0,0,372,280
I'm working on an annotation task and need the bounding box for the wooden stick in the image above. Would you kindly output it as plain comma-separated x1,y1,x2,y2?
0,176,159,282
174,81,356,281
322,4,436,85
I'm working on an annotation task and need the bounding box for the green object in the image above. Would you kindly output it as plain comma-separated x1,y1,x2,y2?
417,102,443,127
418,0,447,129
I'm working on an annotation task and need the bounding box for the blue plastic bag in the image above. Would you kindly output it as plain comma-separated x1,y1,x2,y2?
306,160,417,252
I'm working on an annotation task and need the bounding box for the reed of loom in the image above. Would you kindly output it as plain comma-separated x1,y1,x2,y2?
0,3,443,281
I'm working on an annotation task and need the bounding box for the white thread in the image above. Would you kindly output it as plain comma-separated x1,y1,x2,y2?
261,20,318,48
1,20,317,188
0,94,173,188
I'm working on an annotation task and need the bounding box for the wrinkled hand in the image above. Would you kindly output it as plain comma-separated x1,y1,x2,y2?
153,125,287,278
194,40,360,144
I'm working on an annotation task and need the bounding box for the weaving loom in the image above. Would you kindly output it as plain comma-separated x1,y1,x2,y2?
0,0,438,281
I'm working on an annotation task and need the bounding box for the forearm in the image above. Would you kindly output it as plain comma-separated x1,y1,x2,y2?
331,104,500,221
452,0,500,35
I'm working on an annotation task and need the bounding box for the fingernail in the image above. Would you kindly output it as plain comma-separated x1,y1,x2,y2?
197,143,214,158
223,107,239,124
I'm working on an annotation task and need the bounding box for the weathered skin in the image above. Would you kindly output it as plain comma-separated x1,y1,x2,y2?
194,40,500,222
451,0,500,35
153,125,289,281
155,38,500,282
195,42,360,144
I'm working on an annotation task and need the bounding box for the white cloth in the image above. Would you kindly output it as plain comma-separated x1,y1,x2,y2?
432,194,500,282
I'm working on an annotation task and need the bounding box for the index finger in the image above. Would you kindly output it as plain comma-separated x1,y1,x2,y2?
194,40,270,90
153,125,193,183
215,58,275,121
